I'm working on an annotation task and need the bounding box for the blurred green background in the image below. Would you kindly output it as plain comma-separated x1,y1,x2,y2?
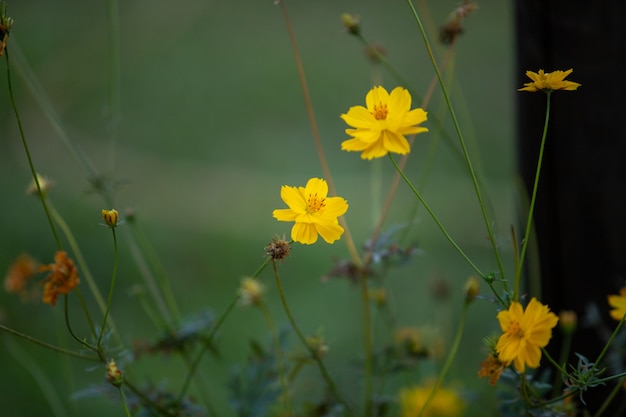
0,0,515,416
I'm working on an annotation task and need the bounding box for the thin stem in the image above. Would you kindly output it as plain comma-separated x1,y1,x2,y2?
5,48,63,250
63,295,98,354
405,0,507,282
48,202,120,340
593,375,626,417
388,154,484,277
106,0,121,174
118,387,132,417
259,302,293,417
0,323,99,361
418,302,469,417
98,228,119,348
359,270,373,417
515,93,551,298
271,261,354,415
128,220,181,323
277,0,362,269
177,295,240,403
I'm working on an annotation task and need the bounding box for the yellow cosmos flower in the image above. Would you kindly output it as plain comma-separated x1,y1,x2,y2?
399,383,464,417
608,287,626,321
340,86,428,160
495,298,559,372
518,69,581,93
272,178,348,245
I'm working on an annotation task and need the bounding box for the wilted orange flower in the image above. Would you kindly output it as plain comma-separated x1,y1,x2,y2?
478,353,509,385
38,251,80,306
4,254,37,296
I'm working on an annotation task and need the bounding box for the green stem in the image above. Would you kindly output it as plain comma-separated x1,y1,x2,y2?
0,323,99,361
106,0,121,174
5,48,63,250
515,93,551,299
48,203,120,340
118,387,132,417
98,228,119,348
63,295,98,354
405,1,507,283
359,271,373,417
593,375,626,417
271,261,354,415
177,295,239,403
260,302,294,417
418,302,469,417
128,221,181,323
4,337,71,417
388,154,484,277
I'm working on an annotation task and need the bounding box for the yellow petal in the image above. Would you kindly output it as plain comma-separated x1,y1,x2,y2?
291,222,318,244
382,130,410,155
273,208,298,221
280,185,306,213
304,177,328,198
341,106,376,128
315,221,344,244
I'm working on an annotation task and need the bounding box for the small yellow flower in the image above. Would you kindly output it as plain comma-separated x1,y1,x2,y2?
102,209,119,228
518,69,581,93
341,86,428,160
272,178,348,245
399,383,464,417
495,298,559,372
608,287,626,321
26,173,54,197
559,310,578,333
238,277,265,307
38,251,80,306
463,276,480,303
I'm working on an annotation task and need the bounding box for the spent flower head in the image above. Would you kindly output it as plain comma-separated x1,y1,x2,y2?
608,287,626,321
106,359,124,387
4,254,37,298
341,86,428,160
495,297,559,372
518,69,581,93
272,178,348,245
38,251,80,306
478,352,509,386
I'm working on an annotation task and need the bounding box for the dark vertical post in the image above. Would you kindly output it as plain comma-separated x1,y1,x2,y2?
516,0,626,411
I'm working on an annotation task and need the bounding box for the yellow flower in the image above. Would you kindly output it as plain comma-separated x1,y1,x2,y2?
238,277,265,306
399,383,464,417
101,208,119,228
272,178,348,245
340,86,428,160
518,69,581,93
495,298,559,372
38,251,80,306
608,287,626,321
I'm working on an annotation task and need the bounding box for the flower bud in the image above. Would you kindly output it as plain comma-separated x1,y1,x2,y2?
102,209,119,228
341,13,360,36
464,276,480,303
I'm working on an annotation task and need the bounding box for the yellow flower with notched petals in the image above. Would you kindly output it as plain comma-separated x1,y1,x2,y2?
518,69,581,92
340,86,428,160
495,297,558,372
272,178,348,245
608,287,626,321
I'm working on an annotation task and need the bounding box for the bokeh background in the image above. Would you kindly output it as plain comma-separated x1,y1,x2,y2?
0,0,515,415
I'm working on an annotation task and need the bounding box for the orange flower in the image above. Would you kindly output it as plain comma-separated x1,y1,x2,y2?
38,251,80,306
4,254,37,296
478,353,509,385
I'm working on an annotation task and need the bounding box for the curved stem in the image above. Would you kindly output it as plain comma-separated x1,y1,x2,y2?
388,154,484,277
405,1,507,283
0,323,99,361
515,93,551,299
63,295,98,354
272,261,354,415
98,228,119,348
5,48,63,250
418,302,469,417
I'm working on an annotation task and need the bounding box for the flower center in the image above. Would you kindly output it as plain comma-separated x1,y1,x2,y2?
372,103,388,120
306,193,326,213
507,320,524,339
